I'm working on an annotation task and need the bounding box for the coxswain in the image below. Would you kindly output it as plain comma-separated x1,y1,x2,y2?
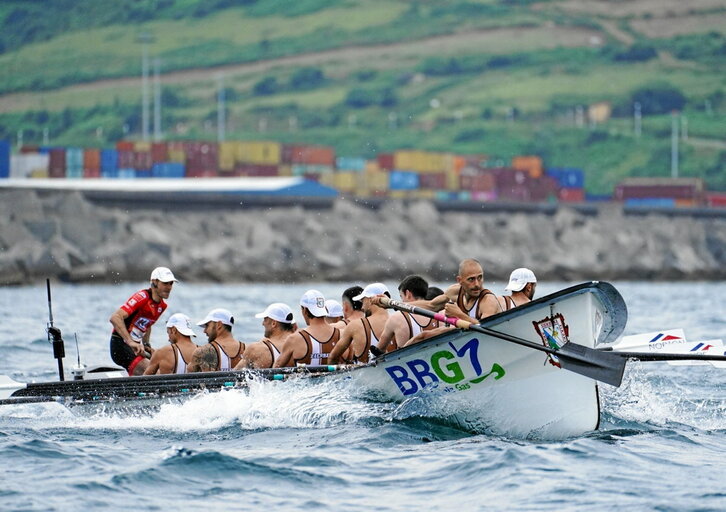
274,290,340,367
188,308,245,372
109,266,177,376
144,313,199,375
235,303,297,369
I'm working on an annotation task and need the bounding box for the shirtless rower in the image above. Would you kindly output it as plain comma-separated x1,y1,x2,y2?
329,283,390,364
373,275,438,355
109,266,177,376
329,285,364,330
503,268,537,308
234,303,297,369
144,313,199,375
188,308,245,372
274,290,340,367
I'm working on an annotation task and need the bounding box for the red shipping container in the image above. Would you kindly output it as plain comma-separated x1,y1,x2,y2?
498,185,531,202
48,148,66,178
151,142,169,163
529,176,559,202
303,173,320,182
615,184,700,201
134,151,152,171
83,149,101,169
377,153,395,170
20,145,40,154
419,172,446,190
83,167,101,178
559,187,585,202
116,141,134,151
185,165,217,178
184,141,218,170
234,164,279,177
283,144,335,166
460,173,496,191
706,193,726,208
117,150,135,169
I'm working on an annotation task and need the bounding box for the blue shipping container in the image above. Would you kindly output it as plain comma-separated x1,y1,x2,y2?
336,156,366,172
135,170,153,179
389,170,419,190
0,139,9,178
546,167,585,189
625,198,675,209
117,168,136,179
101,149,118,174
152,162,185,178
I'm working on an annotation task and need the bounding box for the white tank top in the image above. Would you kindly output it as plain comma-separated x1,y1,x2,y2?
172,344,188,374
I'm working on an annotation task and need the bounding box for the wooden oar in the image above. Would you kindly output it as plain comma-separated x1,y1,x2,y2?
380,297,627,387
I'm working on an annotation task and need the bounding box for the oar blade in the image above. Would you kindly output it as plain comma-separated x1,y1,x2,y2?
557,343,627,387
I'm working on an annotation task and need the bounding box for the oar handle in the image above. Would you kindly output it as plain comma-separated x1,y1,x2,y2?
380,297,472,329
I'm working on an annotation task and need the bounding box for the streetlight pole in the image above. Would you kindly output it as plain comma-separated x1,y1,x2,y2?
671,110,679,178
153,57,162,141
136,32,155,141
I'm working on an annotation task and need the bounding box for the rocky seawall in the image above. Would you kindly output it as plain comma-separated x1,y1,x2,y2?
1,189,725,285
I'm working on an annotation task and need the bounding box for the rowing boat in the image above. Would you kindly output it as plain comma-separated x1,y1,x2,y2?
1,281,723,439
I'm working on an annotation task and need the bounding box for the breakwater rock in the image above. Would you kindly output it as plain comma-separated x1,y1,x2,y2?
1,189,725,285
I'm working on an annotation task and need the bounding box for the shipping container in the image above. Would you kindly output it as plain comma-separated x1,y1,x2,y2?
239,141,282,165
376,153,394,171
135,169,153,179
151,162,185,178
117,168,136,179
614,181,703,202
0,139,10,178
167,142,186,163
333,172,358,192
185,166,217,178
471,190,497,202
20,145,40,154
529,176,559,202
151,143,169,163
218,141,239,171
83,149,101,178
48,148,66,178
418,172,447,190
706,193,726,208
118,150,135,169
184,142,218,172
364,169,389,192
389,170,420,190
65,148,83,178
394,150,447,173
116,141,134,152
559,187,585,203
291,164,333,176
336,156,366,172
133,141,151,152
460,172,496,192
100,149,118,176
283,144,334,166
546,167,585,189
133,151,153,171
234,163,279,177
512,155,544,178
624,197,675,208
10,154,49,178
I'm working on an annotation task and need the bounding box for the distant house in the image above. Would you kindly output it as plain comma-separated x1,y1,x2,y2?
588,102,612,124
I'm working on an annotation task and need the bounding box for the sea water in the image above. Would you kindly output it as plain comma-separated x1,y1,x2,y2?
0,281,724,511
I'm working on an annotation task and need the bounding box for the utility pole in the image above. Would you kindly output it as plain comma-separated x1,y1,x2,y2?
153,58,162,141
136,32,155,141
671,110,679,178
217,74,226,142
633,102,641,138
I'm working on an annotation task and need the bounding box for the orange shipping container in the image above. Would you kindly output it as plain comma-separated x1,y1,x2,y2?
512,155,543,179
284,144,335,166
151,143,169,163
83,149,101,170
116,141,134,152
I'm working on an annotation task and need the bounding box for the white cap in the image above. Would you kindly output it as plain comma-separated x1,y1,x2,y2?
255,303,294,323
166,313,196,337
353,282,390,301
300,289,327,317
197,308,234,327
505,268,537,292
150,266,177,283
325,299,343,318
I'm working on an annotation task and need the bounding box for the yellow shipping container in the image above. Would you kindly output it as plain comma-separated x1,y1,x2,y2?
133,141,152,152
412,189,436,199
365,169,389,191
318,173,336,188
238,141,281,165
218,142,240,170
365,161,380,174
278,165,292,177
389,190,411,199
334,172,358,191
167,149,186,163
445,169,460,191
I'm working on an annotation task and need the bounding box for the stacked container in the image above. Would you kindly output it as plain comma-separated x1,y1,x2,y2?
83,149,101,178
184,142,218,178
0,140,10,178
100,149,118,178
614,178,705,207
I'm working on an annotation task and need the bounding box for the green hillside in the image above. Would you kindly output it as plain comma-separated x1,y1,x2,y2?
1,0,725,193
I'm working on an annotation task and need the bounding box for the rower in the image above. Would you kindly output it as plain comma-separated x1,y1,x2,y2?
329,283,390,364
325,299,344,324
188,308,245,372
503,268,537,308
144,313,199,375
274,290,340,368
329,285,364,330
374,275,438,354
108,266,177,376
235,303,297,369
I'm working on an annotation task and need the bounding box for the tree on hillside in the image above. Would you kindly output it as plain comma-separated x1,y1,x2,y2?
289,67,325,90
631,84,687,115
253,76,280,96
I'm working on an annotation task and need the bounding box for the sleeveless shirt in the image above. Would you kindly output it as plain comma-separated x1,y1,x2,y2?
456,287,495,320
295,328,341,366
210,340,245,371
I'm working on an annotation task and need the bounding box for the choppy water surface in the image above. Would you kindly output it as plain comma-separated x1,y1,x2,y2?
0,281,724,511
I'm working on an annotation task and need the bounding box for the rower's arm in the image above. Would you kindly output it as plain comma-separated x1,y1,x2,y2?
143,347,168,375
273,333,299,368
479,294,503,320
330,324,356,364
187,345,217,372
376,318,397,353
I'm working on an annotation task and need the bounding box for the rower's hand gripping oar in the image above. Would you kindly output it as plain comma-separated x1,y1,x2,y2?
380,297,627,387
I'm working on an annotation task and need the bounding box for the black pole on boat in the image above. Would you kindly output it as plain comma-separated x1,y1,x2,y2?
46,279,65,381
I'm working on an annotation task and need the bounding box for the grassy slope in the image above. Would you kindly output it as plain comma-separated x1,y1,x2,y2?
0,0,724,194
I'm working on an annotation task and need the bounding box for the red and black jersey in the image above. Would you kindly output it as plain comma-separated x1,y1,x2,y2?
114,288,167,342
